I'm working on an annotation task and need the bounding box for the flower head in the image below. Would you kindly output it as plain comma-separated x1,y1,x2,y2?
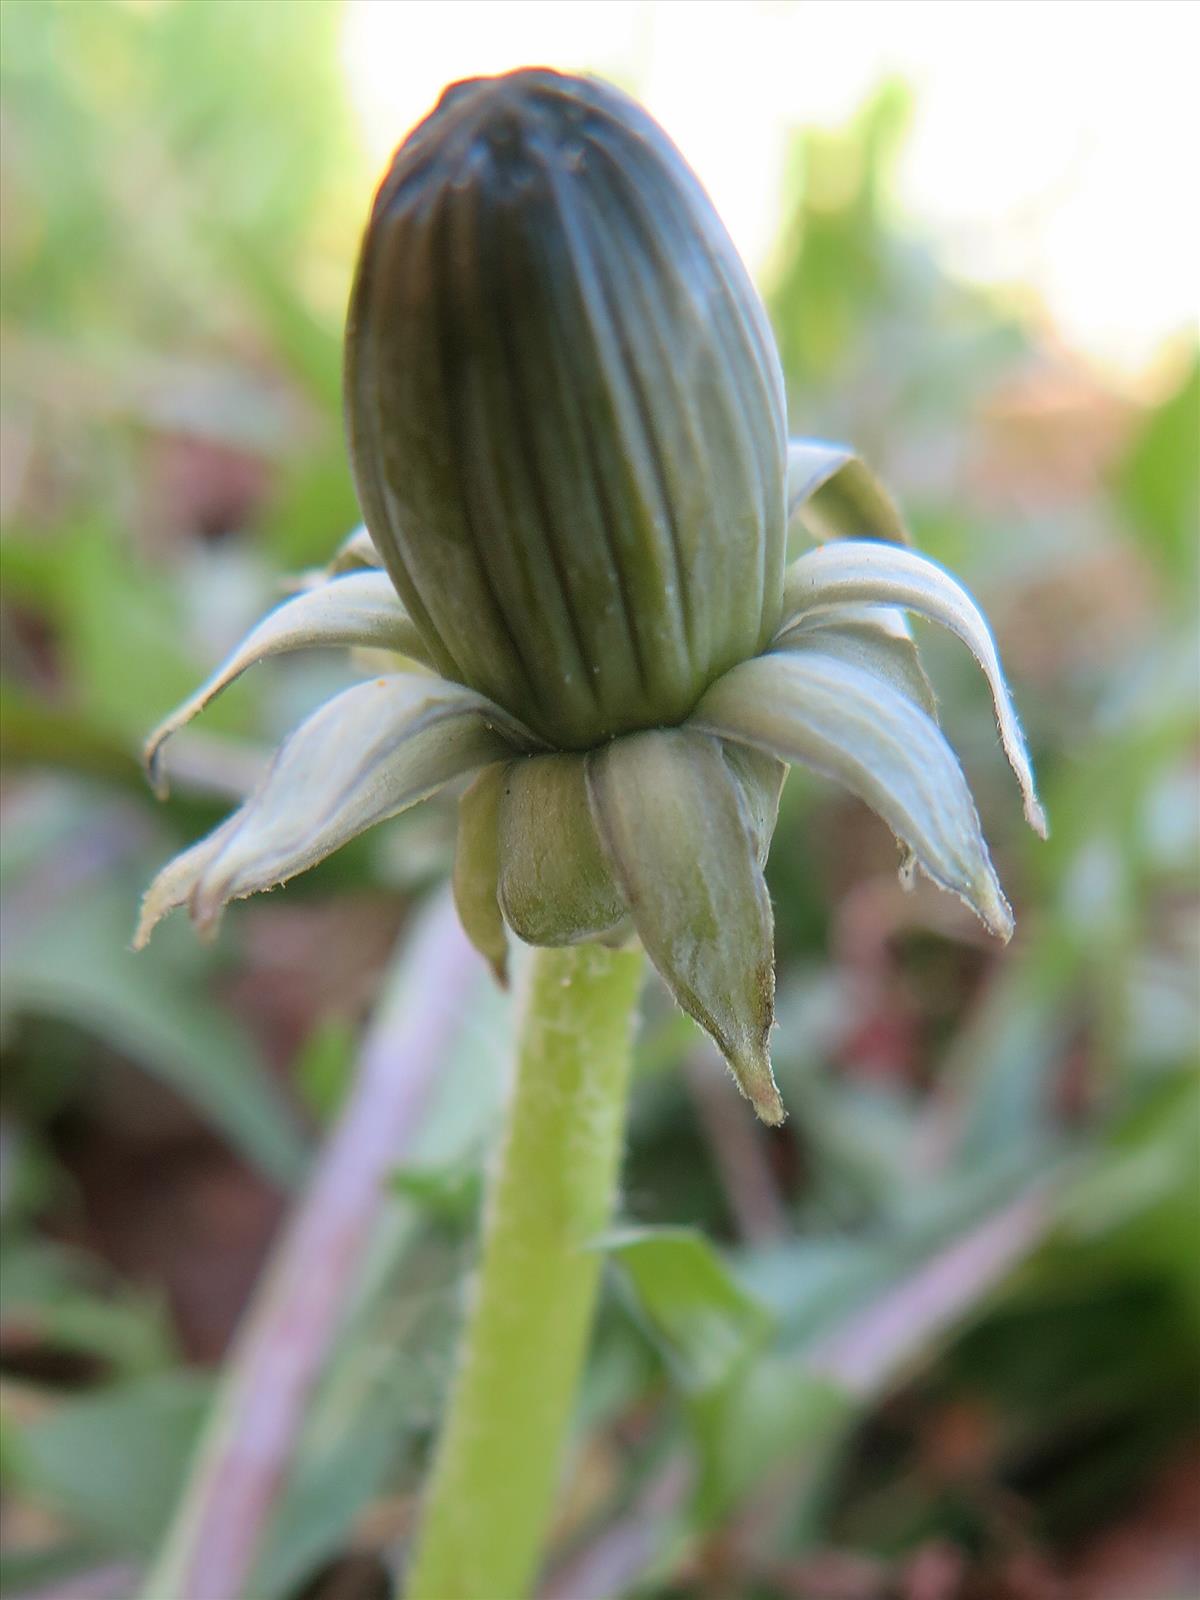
345,69,786,749
138,69,1046,1124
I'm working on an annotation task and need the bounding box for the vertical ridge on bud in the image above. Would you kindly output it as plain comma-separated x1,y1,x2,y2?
441,161,602,735
346,68,787,750
581,94,788,644
535,146,694,725
578,128,783,661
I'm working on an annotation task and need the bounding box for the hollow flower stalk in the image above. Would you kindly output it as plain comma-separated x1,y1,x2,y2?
137,68,1045,1125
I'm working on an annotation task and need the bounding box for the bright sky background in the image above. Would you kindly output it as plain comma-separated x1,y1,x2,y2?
342,0,1198,387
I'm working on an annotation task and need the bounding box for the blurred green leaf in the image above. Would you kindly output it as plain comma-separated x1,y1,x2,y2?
690,1359,850,1525
600,1227,774,1393
0,0,356,348
0,1240,174,1377
1059,1074,1200,1329
2,525,250,752
0,684,143,787
1115,351,1200,587
218,229,343,413
293,1012,357,1125
260,453,362,569
249,1423,398,1600
56,526,238,743
0,1540,124,1599
6,1371,210,1553
768,83,911,386
2,873,306,1187
940,960,1066,1167
389,1159,483,1225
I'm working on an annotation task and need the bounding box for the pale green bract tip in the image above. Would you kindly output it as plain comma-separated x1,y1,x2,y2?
143,570,431,798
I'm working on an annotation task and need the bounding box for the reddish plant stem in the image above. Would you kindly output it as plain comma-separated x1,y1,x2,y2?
140,890,481,1600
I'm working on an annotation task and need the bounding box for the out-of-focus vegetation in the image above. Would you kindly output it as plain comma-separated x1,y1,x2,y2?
1,5,1197,1598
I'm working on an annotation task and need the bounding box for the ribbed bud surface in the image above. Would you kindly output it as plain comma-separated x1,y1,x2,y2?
346,68,786,749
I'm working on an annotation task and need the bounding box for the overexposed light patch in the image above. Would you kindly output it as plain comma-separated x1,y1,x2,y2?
340,2,644,161
342,0,1198,380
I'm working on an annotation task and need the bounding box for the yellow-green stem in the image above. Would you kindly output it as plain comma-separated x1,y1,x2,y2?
406,942,644,1599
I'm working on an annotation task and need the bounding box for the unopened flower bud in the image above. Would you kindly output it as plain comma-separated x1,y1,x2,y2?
345,68,787,749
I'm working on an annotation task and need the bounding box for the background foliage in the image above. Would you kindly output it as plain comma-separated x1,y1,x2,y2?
1,4,1197,1598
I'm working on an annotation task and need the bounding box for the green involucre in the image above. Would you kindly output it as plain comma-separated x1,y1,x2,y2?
345,68,786,748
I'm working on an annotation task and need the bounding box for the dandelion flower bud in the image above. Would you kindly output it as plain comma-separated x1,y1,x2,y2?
142,68,1045,1123
345,68,787,749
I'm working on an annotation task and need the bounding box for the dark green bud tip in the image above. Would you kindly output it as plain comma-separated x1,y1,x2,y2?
346,67,787,750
